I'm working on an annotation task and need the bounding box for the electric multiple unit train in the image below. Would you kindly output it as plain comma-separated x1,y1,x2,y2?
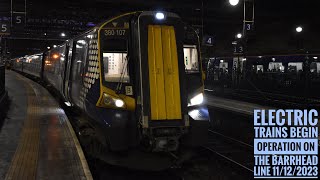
12,11,209,170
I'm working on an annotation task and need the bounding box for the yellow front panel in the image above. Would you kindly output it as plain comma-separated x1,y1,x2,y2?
161,26,182,119
148,25,167,120
148,25,182,120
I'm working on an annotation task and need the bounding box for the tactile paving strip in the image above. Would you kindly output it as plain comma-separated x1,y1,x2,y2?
5,77,40,180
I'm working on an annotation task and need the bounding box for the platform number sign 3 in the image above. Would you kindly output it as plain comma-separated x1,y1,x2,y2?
234,45,244,54
245,22,254,32
0,21,10,35
246,23,251,31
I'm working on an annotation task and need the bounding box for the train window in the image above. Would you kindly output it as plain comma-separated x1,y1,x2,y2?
256,65,264,72
288,62,303,72
268,62,284,72
183,45,199,73
310,62,320,73
102,39,130,83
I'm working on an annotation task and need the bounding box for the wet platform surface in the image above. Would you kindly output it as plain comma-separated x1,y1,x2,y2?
206,94,272,116
0,70,92,180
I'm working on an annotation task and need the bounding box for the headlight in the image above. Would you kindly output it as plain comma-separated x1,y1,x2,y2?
115,99,124,107
103,93,125,108
155,12,165,20
188,93,204,106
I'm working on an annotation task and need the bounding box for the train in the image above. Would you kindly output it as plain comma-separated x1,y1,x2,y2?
205,54,320,106
11,11,209,170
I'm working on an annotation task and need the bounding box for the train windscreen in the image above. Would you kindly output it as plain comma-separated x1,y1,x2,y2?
101,38,130,83
183,45,199,73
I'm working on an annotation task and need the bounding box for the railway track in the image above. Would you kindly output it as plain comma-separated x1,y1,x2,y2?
204,129,254,173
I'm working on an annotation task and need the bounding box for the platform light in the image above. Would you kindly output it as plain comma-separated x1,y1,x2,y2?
52,54,59,59
313,57,318,60
220,60,224,63
229,0,239,6
53,45,57,48
60,32,66,37
242,58,247,61
155,12,165,20
47,46,50,49
296,26,303,33
236,33,242,39
272,58,276,61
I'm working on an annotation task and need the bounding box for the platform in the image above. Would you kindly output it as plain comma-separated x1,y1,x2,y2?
0,70,92,180
205,93,272,116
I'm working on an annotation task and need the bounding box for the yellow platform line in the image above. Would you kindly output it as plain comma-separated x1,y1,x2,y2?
5,74,40,180
5,73,93,180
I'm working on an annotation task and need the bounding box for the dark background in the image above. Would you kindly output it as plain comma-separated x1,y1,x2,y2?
0,0,319,58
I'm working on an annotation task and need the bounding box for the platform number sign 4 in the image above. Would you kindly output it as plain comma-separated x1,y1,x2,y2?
207,37,212,44
202,35,214,46
0,21,10,35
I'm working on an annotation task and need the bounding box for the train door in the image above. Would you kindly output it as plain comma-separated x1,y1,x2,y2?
70,37,89,108
61,44,70,100
136,12,188,128
147,25,182,121
64,41,74,104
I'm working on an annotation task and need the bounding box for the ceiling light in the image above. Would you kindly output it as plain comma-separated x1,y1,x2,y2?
229,0,239,6
296,26,303,33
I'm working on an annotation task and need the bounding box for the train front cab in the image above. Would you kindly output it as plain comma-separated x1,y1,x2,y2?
95,11,209,153
134,12,209,151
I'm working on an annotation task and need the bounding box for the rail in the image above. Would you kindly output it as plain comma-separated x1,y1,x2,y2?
204,129,254,173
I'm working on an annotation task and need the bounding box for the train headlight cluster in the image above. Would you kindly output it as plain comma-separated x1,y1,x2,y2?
188,93,204,106
103,93,125,108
